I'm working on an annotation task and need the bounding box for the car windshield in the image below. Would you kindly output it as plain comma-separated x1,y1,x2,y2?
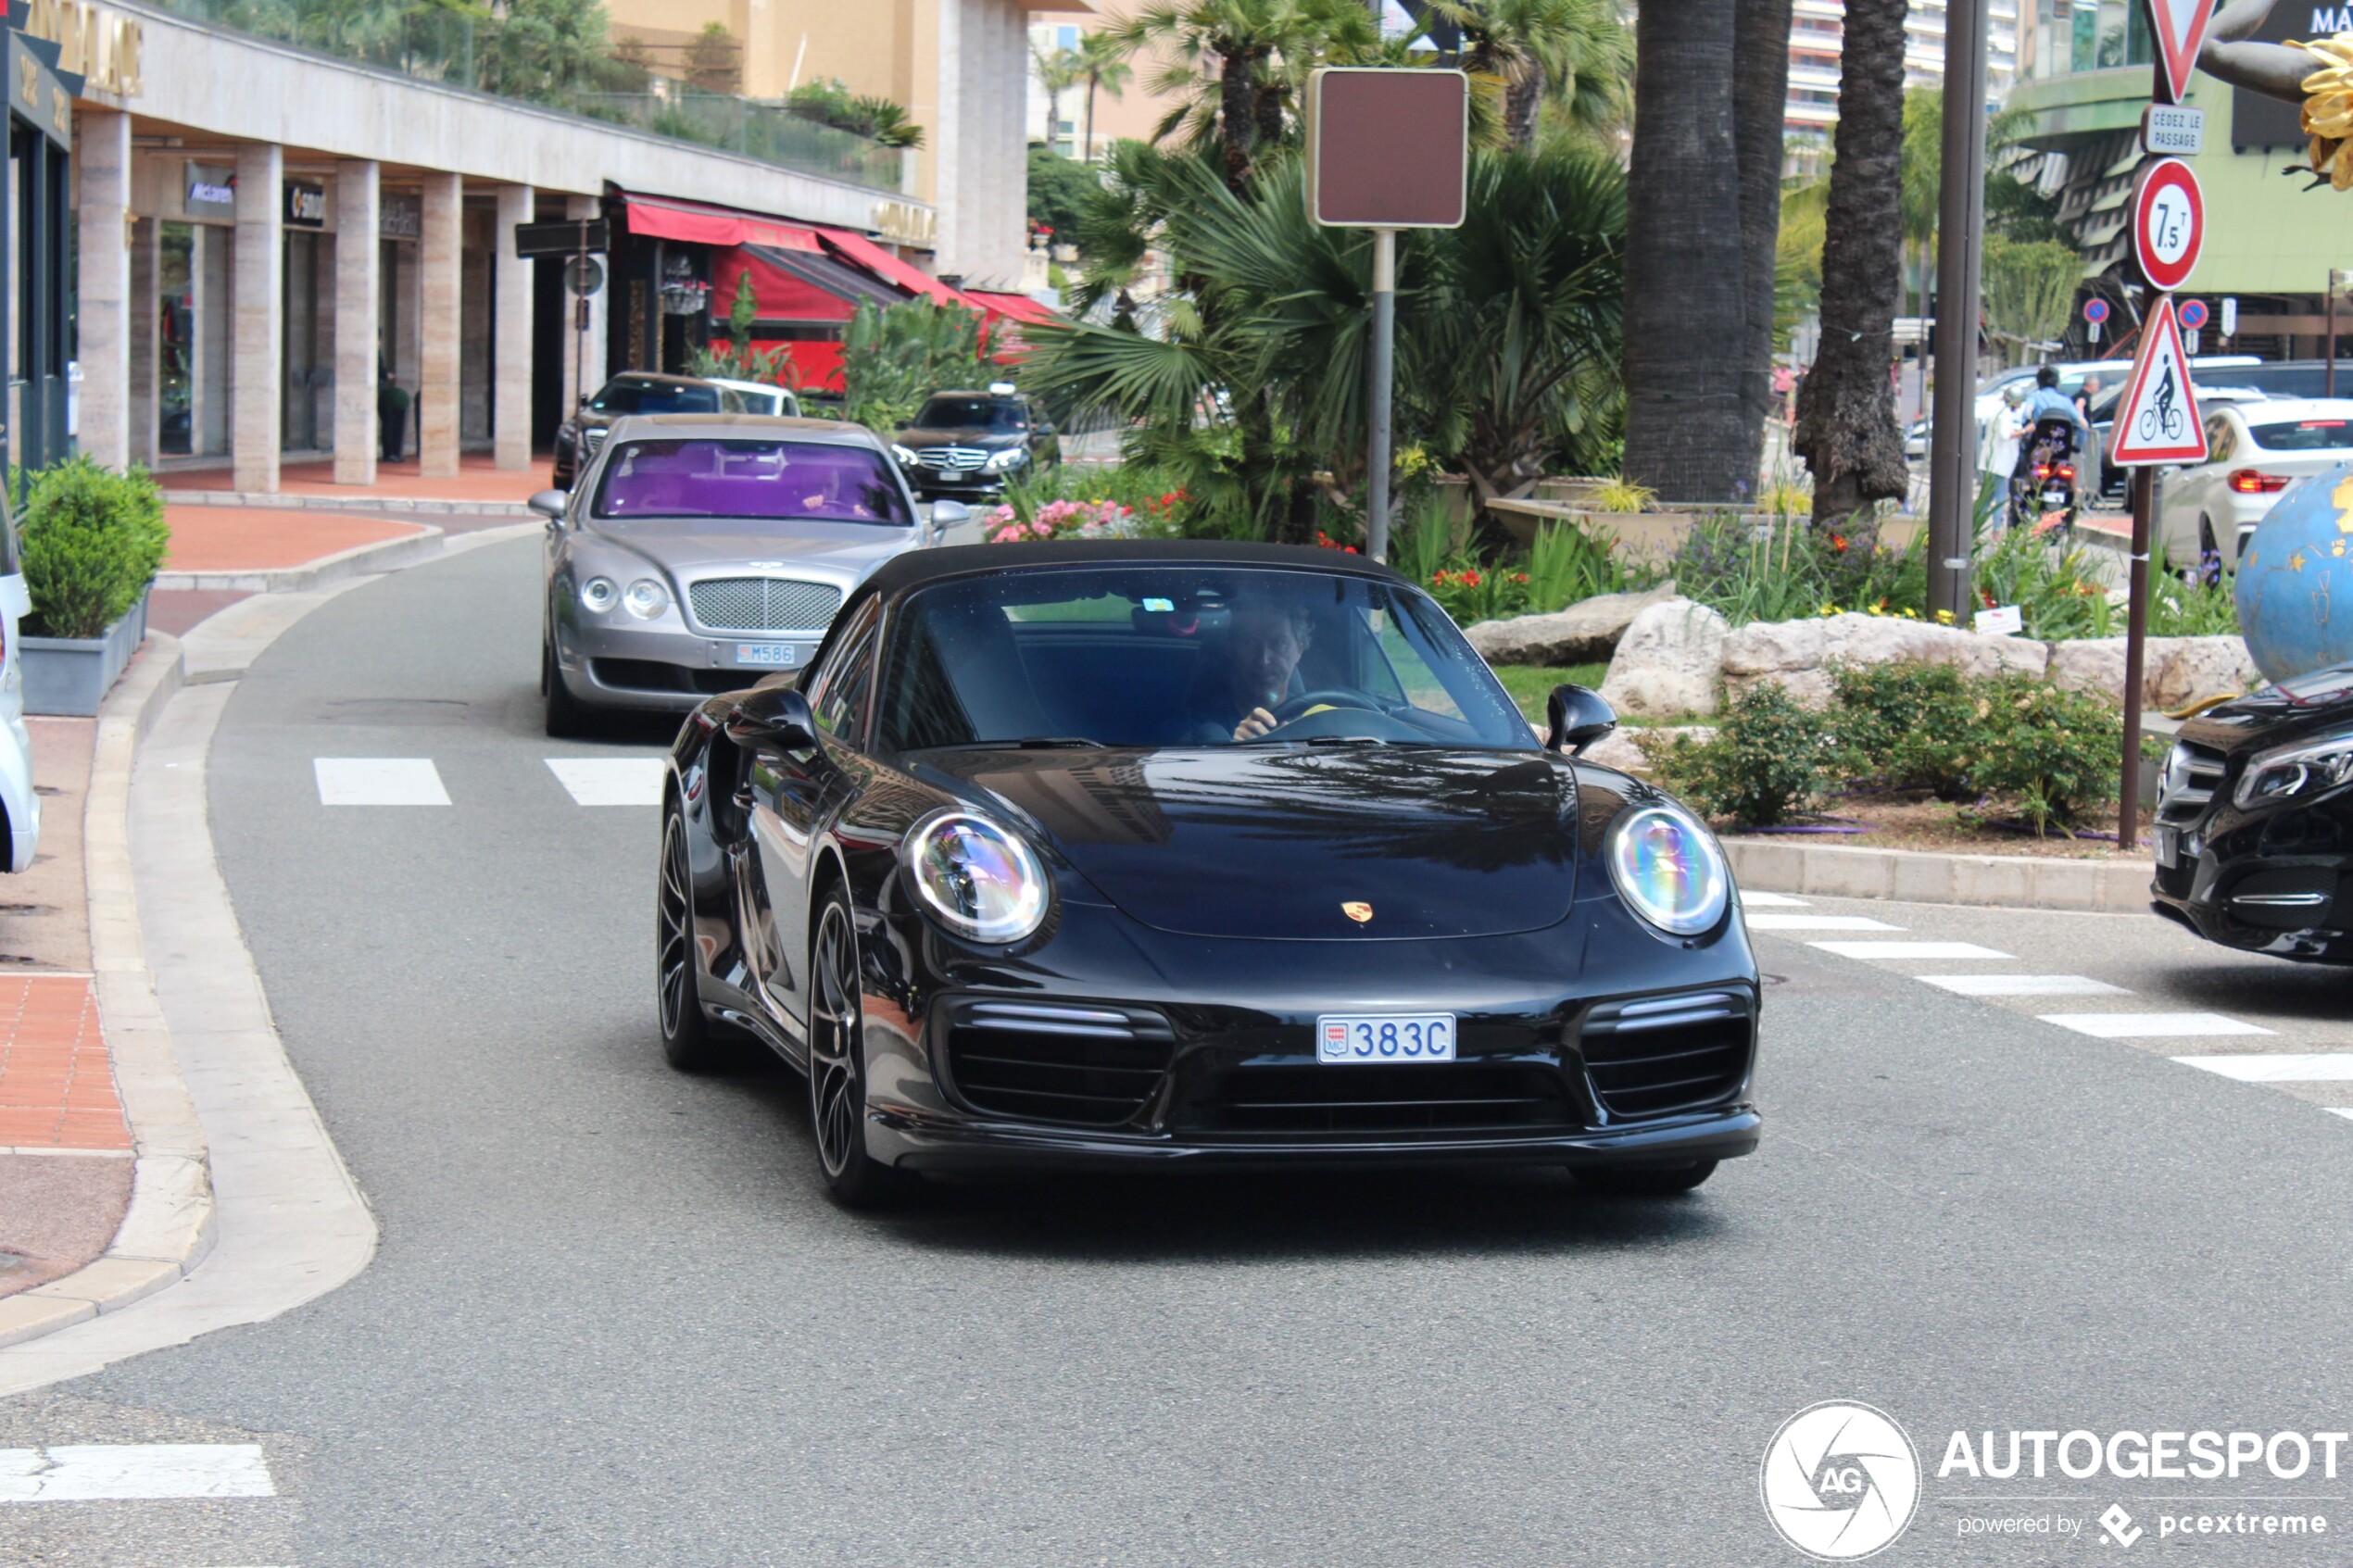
2249,418,2353,451
912,396,1025,431
878,565,1539,752
594,439,912,526
589,378,721,416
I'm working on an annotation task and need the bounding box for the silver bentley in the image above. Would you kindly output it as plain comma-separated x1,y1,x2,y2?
533,413,967,734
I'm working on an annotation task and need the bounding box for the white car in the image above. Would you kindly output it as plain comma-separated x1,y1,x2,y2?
706,378,801,419
0,503,39,872
2158,398,2353,572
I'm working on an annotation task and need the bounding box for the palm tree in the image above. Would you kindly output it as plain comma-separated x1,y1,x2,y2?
1425,0,1630,151
1793,0,1909,524
1076,30,1134,163
1620,0,1792,502
1033,43,1086,157
1107,0,1377,193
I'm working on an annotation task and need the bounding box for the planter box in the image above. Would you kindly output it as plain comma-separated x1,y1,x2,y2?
22,589,149,717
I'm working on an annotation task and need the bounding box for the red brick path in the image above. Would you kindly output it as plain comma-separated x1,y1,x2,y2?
0,975,129,1152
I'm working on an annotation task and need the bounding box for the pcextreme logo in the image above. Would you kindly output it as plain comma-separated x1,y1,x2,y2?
1760,1401,1923,1561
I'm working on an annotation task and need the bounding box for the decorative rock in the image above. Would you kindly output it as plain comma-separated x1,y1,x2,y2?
1464,582,1681,666
1579,724,1715,774
1598,598,1730,718
2047,637,2126,700
1723,611,2048,706
2049,634,2259,709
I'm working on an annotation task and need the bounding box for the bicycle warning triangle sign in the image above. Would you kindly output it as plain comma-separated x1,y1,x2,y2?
2108,295,2207,466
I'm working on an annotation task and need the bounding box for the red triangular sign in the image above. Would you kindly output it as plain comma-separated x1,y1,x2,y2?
2108,295,2208,466
2150,0,2215,104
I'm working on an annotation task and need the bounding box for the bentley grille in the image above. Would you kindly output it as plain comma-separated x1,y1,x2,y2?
686,578,841,634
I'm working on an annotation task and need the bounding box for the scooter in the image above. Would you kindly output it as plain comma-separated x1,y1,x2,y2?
2009,416,2080,534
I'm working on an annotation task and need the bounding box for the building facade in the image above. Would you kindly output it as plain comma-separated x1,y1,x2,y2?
1783,0,2020,167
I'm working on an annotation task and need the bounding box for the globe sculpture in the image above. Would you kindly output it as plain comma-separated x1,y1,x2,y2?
2235,460,2353,683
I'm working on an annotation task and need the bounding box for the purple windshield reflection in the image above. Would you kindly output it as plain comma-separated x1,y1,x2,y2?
596,440,912,526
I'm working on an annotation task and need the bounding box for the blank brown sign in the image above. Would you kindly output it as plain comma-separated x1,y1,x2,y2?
1307,68,1467,229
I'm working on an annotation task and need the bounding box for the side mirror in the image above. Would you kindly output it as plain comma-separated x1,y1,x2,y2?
529,488,568,520
1546,684,1617,756
724,684,819,759
926,498,971,546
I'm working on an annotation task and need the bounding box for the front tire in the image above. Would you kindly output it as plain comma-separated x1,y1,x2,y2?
1575,1160,1718,1197
657,810,730,1073
807,888,909,1208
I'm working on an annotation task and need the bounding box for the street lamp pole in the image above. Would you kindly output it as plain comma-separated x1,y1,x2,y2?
1365,227,1398,562
1925,0,1991,623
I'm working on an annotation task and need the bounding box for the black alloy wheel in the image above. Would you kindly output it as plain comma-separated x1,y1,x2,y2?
1574,1160,1718,1198
807,889,906,1207
657,811,726,1072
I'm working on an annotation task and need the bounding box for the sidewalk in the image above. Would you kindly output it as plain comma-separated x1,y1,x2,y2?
162,453,548,512
155,493,531,617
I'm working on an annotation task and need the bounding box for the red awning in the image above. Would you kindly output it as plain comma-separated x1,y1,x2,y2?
965,290,1063,328
815,228,969,307
714,244,908,323
620,194,823,252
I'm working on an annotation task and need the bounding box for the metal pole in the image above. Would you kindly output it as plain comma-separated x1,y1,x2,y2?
1924,0,1990,622
2331,274,2340,400
2119,466,2155,849
574,220,589,412
1365,227,1397,562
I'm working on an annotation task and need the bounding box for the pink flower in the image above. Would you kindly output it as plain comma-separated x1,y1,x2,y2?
1030,520,1052,536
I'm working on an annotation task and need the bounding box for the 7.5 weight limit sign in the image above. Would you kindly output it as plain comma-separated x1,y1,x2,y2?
2132,157,2203,292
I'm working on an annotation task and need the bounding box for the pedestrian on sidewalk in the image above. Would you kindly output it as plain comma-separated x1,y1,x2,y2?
378,362,411,462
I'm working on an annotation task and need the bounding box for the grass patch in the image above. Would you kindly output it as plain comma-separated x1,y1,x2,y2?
1491,662,1610,722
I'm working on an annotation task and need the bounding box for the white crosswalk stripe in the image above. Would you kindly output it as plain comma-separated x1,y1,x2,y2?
1744,913,1903,932
1739,891,1810,907
2176,1053,2353,1081
545,758,665,806
312,758,448,806
0,1443,275,1502
2042,1013,2275,1040
1918,974,2132,997
1808,940,2015,960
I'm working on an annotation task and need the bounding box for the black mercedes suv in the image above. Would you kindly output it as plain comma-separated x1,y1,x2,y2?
891,384,1061,500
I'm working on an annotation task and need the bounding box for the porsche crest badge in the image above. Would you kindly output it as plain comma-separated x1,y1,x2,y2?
1341,901,1374,924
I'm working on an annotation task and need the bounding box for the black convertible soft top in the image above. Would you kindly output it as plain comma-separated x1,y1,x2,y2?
809,538,1409,677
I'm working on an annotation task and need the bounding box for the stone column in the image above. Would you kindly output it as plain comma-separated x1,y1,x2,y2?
333,159,379,485
493,183,532,471
75,109,132,470
233,142,283,494
128,218,158,469
558,194,606,413
418,171,462,478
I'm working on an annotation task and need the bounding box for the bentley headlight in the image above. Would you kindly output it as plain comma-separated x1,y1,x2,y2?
891,443,919,467
2234,728,2353,809
1606,803,1730,937
623,578,671,620
905,811,1048,943
986,447,1028,471
579,575,618,613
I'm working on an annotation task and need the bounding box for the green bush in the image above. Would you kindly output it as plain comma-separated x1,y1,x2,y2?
19,457,168,639
1963,675,2122,834
1826,660,1981,798
1644,683,1837,827
839,298,989,434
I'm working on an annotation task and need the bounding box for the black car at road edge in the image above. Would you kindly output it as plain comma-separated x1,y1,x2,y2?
892,384,1062,501
2154,667,2353,960
657,539,1763,1206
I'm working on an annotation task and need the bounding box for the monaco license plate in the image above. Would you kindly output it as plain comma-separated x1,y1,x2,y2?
735,643,798,668
1316,1012,1457,1064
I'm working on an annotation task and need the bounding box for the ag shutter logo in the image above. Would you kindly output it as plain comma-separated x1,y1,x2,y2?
1761,1401,1922,1561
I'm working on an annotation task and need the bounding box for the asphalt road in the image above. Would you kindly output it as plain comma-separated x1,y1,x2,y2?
12,536,2353,1566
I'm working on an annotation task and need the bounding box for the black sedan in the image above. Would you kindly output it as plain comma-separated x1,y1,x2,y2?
2153,667,2353,960
657,541,1762,1206
553,373,729,489
891,385,1061,501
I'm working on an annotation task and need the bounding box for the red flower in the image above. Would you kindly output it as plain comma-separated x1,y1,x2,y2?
1829,533,1849,553
1513,572,1529,583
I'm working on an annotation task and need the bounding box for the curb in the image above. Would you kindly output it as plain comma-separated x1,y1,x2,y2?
0,635,213,1349
1725,836,2155,914
154,524,447,594
164,488,535,519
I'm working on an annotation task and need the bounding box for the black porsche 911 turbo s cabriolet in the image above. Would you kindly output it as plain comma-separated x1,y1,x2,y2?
657,540,1762,1206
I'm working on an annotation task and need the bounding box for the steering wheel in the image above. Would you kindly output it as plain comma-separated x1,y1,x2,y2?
1269,688,1381,726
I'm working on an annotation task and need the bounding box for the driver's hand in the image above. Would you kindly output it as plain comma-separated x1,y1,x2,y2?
1233,707,1278,741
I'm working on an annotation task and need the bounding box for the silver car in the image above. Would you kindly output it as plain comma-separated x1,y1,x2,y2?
534,413,963,734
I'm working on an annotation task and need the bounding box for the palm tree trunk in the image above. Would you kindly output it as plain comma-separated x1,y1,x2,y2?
1219,43,1259,192
1622,0,1754,502
1085,72,1099,162
1733,0,1794,483
1793,0,1912,524
1504,62,1544,150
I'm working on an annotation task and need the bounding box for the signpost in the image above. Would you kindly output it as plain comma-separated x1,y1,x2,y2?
1304,67,1468,562
515,217,609,416
2084,296,2109,345
2148,0,2218,104
2130,158,2204,293
2178,295,2208,354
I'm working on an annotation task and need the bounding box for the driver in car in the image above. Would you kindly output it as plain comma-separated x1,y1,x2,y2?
1170,597,1314,744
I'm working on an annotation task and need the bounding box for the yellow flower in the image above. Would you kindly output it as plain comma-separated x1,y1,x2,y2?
1818,604,1840,617
1935,608,1956,625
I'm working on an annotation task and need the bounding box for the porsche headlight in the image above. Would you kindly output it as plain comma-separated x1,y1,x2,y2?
579,575,618,613
1606,803,1730,937
905,811,1048,943
986,446,1028,471
623,578,671,620
2234,727,2353,809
